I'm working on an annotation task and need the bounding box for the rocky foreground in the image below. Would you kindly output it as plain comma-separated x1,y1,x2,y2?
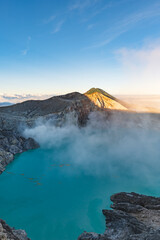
0,219,30,240
1,192,160,240
78,192,160,240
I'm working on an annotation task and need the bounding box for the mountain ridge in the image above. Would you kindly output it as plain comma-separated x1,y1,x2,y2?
85,87,117,101
0,88,129,113
0,88,128,175
85,88,128,111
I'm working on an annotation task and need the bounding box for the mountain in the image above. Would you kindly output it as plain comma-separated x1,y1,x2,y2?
0,92,97,129
0,92,95,174
0,92,93,117
0,89,159,240
85,88,128,111
0,89,128,129
0,88,129,174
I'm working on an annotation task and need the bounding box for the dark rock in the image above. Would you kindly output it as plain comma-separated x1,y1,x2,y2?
23,138,39,150
78,192,160,240
0,219,30,240
111,192,160,210
0,130,39,174
78,232,111,240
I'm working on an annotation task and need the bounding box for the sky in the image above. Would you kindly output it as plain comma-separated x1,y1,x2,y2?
1,0,160,98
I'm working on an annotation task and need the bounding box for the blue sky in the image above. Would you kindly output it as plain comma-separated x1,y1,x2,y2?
1,0,160,95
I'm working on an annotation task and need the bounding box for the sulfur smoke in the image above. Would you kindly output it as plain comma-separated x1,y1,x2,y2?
23,111,160,187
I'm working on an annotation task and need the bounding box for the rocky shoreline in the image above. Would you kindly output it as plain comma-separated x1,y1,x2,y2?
1,192,160,240
0,218,30,240
78,192,160,240
0,129,39,174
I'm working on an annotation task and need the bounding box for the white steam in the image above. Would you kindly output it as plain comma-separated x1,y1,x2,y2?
23,112,160,185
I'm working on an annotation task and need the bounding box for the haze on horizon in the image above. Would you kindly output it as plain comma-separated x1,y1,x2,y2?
1,0,160,96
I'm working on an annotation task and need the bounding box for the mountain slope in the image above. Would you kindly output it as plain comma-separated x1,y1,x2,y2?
0,92,98,130
85,88,128,111
0,89,128,130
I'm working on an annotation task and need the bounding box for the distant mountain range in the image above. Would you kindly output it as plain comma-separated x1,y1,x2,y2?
1,88,160,113
0,102,13,107
0,88,129,115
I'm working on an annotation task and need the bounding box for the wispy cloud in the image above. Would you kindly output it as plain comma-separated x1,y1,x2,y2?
75,0,133,22
43,15,56,24
0,93,54,104
69,0,90,11
115,39,160,94
69,0,99,11
21,49,28,56
86,4,160,49
87,24,95,30
51,20,64,34
21,36,31,56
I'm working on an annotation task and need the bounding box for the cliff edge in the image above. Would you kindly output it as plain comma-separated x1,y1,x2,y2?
78,192,160,240
0,219,30,240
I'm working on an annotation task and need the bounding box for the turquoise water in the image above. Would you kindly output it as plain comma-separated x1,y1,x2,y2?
0,124,160,240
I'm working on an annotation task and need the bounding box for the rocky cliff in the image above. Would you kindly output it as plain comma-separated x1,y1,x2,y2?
0,129,39,174
0,92,98,128
0,219,30,240
78,192,160,240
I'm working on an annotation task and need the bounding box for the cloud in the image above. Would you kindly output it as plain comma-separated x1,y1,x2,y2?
69,0,91,11
51,20,64,34
87,24,95,30
87,4,160,48
21,49,28,56
2,96,19,100
0,94,54,104
23,111,160,185
115,39,160,94
83,0,133,21
43,15,56,24
69,0,100,11
21,36,31,56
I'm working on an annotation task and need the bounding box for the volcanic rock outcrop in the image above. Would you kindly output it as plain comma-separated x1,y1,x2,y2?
78,192,160,240
0,218,30,240
0,129,39,174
